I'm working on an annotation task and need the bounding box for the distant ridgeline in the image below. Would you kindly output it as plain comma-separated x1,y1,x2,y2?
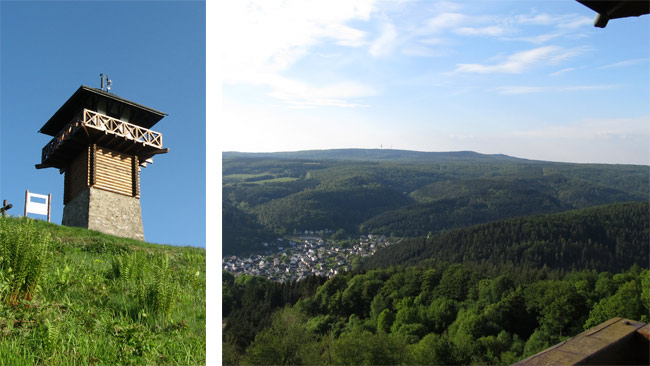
222,149,649,257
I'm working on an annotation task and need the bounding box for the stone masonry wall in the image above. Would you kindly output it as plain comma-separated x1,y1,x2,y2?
62,187,144,241
62,187,90,228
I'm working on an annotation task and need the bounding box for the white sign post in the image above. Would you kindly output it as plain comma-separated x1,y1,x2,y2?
24,190,51,222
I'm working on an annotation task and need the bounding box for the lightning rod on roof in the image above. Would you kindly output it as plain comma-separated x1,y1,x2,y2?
99,74,112,92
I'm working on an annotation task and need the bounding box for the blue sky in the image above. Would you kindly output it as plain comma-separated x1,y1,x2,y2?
220,0,649,165
1,1,206,247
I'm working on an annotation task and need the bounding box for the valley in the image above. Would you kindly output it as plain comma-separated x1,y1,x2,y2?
222,149,649,365
223,233,394,282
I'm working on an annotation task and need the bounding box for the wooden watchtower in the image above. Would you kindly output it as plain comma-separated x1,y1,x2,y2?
36,84,168,240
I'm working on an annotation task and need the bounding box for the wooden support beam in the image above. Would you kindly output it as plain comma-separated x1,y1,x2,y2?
132,155,139,197
90,144,96,187
47,193,51,223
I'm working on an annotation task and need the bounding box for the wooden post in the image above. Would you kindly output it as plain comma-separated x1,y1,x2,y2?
90,144,96,187
47,193,52,223
132,155,139,197
24,189,29,217
2,200,7,217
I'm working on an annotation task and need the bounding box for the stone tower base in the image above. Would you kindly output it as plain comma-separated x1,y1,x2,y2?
62,187,145,241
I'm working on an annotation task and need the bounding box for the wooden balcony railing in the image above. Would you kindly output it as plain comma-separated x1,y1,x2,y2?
41,109,163,164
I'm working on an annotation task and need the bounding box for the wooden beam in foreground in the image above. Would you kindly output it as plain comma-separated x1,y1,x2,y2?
515,317,649,365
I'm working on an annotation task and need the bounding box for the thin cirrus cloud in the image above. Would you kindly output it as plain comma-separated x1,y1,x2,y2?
420,11,588,38
515,13,590,28
420,12,503,36
454,25,507,36
597,58,649,69
420,12,469,34
266,75,377,108
455,45,583,74
495,84,618,95
549,67,577,76
369,22,398,57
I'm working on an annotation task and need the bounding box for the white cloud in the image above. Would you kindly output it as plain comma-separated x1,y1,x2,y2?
455,25,506,36
556,16,592,29
515,13,591,29
223,0,376,78
495,84,617,95
550,67,576,76
598,58,649,70
455,46,583,74
516,32,562,44
369,22,398,57
500,12,592,44
421,12,469,34
515,13,555,25
266,76,377,108
324,24,368,47
222,0,378,107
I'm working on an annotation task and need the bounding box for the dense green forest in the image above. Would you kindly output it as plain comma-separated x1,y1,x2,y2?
362,202,649,272
223,201,277,256
223,264,649,365
223,150,648,255
223,199,649,364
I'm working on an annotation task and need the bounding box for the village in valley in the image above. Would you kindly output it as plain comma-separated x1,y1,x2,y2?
222,233,394,282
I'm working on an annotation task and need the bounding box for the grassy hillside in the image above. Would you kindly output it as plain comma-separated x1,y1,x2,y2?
0,217,205,365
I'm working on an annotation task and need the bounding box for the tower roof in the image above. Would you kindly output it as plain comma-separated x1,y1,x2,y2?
39,85,166,136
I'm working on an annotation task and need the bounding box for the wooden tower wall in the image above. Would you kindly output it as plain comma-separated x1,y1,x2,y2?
63,145,140,205
64,146,90,205
94,147,140,198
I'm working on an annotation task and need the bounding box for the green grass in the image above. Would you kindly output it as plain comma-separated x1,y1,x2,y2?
0,217,205,365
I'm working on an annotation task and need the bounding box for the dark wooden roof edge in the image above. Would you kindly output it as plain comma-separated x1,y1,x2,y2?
39,85,167,136
577,0,650,18
151,147,170,155
79,85,167,117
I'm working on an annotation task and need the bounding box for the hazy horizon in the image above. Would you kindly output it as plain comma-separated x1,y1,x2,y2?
218,0,649,166
222,147,649,166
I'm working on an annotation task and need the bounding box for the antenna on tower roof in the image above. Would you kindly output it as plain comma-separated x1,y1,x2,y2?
99,74,112,92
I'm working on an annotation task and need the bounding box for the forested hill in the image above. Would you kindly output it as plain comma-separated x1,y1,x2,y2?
223,201,277,256
223,149,527,163
362,202,649,273
223,150,648,256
